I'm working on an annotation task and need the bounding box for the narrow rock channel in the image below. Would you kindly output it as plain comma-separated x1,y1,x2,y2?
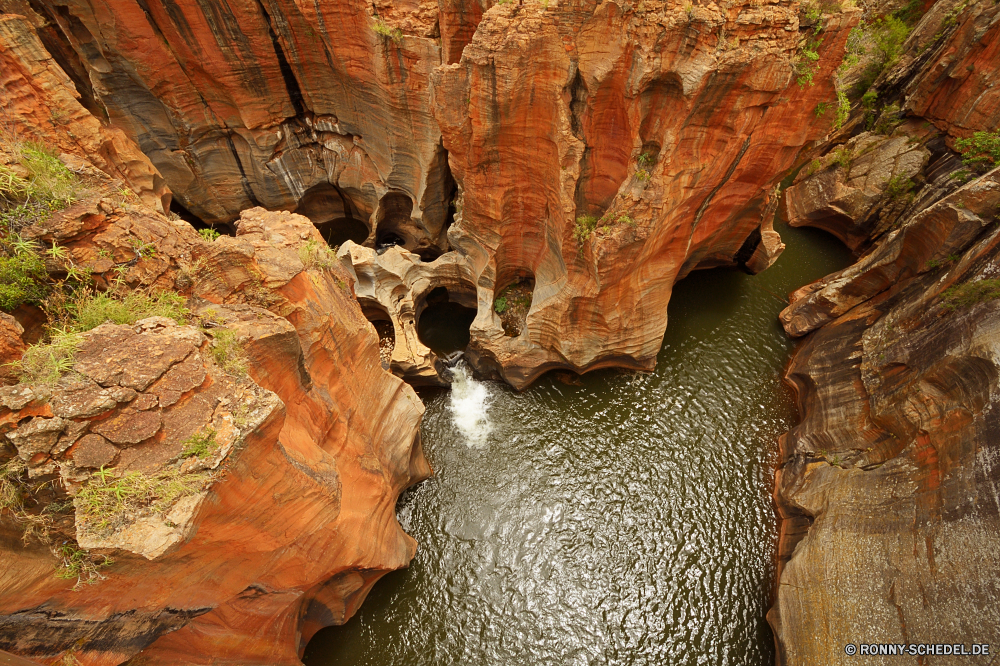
303,221,852,665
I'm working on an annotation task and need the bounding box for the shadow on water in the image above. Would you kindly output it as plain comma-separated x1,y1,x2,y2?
303,220,852,666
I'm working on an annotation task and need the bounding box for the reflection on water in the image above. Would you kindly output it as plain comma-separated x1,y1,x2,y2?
304,221,852,665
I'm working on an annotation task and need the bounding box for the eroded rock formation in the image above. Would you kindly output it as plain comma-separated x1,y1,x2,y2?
8,0,858,388
769,0,1000,661
0,166,430,663
0,11,167,211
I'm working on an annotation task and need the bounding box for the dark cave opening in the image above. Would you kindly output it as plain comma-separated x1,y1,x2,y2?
375,191,416,250
360,301,396,369
170,199,235,236
294,183,370,248
416,285,478,356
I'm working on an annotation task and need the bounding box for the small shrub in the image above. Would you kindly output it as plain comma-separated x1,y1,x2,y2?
14,328,81,385
872,102,902,135
815,101,830,118
955,131,1000,173
803,2,822,24
796,41,822,87
949,168,973,183
494,296,508,314
181,429,217,458
0,234,47,311
634,169,650,182
128,236,156,259
198,228,221,242
617,214,635,227
574,215,598,244
637,152,653,169
298,238,336,271
831,145,854,172
210,328,247,375
884,174,914,199
941,279,1000,309
848,16,913,93
833,91,851,130
54,545,113,589
372,17,403,42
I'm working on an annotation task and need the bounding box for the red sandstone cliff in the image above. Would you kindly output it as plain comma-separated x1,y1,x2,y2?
4,0,858,388
0,122,430,664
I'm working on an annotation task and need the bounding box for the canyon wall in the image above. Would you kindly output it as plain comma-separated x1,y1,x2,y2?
5,0,857,388
0,111,430,663
769,0,1000,662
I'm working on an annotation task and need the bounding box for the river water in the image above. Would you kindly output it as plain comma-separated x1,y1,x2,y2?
304,219,851,665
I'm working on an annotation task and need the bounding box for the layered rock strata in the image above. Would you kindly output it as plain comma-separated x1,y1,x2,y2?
770,0,1000,661
771,171,1000,664
0,11,168,211
0,175,430,663
13,0,857,388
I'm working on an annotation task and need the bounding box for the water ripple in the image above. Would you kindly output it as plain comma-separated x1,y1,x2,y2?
304,224,852,666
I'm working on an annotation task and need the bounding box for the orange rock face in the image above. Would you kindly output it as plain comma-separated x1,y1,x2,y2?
14,0,857,388
0,12,168,211
434,1,855,386
0,193,430,663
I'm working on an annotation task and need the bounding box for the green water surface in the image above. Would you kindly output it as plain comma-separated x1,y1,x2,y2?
304,219,851,665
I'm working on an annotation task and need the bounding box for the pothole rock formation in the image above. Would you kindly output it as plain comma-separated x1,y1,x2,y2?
340,242,478,385
15,0,857,388
435,1,856,387
0,182,430,663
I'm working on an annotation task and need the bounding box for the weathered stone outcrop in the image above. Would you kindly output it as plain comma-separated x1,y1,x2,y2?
770,215,1000,665
0,198,430,664
0,315,25,386
433,0,855,387
781,168,1000,336
784,127,931,250
770,0,1000,661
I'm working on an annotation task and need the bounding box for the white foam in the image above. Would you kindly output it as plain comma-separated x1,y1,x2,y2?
448,362,492,449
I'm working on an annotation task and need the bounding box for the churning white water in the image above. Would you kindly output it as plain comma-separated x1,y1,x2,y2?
447,362,492,449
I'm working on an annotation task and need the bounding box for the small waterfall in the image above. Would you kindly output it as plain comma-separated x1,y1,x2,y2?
447,362,492,449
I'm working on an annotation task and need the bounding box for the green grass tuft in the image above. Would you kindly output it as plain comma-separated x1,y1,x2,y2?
942,279,1000,310
75,466,212,536
210,328,247,375
69,289,188,332
0,234,48,311
574,215,598,244
14,328,81,385
955,131,1000,174
181,429,217,458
